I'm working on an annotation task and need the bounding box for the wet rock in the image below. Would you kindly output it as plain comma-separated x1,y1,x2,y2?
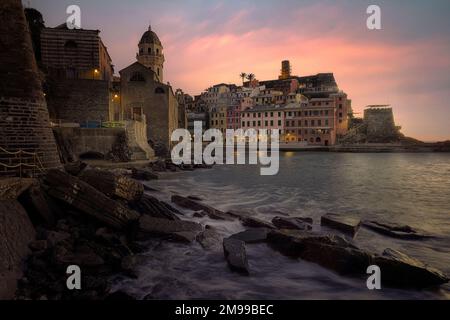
131,194,180,220
321,213,361,237
230,228,269,244
171,195,234,220
193,211,207,218
79,168,144,202
29,240,48,252
241,216,275,229
44,169,140,230
120,255,145,278
53,245,105,267
373,248,449,288
0,200,36,299
197,226,222,250
226,210,252,219
139,215,202,242
223,237,249,275
0,178,37,200
45,231,71,247
19,183,55,226
64,161,88,176
268,229,371,275
272,217,312,231
188,195,203,201
131,168,159,181
171,231,199,243
362,220,434,240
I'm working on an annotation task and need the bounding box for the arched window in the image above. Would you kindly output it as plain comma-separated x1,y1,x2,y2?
156,48,159,55
155,87,165,94
148,47,152,54
316,137,321,143
130,72,145,82
157,68,160,76
64,40,77,49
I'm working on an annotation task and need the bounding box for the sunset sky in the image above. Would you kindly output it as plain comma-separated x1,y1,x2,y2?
28,0,450,141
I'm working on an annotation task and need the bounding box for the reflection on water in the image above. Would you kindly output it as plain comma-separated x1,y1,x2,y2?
114,153,450,299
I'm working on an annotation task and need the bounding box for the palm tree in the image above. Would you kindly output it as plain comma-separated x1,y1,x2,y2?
246,73,255,84
239,72,247,85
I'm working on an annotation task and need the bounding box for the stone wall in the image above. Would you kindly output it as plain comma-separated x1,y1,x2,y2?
46,79,110,124
0,0,61,177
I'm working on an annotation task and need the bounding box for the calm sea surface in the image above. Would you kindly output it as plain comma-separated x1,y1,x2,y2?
114,153,450,299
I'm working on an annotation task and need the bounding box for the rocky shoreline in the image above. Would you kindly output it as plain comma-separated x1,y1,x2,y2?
0,159,448,300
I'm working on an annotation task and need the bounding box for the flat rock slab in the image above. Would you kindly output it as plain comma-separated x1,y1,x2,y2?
241,216,275,229
272,217,312,231
321,213,361,237
139,215,202,243
373,248,448,288
223,237,249,275
230,228,269,243
362,220,434,240
268,229,371,275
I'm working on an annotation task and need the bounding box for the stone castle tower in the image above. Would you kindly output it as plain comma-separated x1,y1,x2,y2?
136,25,165,82
279,60,292,80
0,0,61,176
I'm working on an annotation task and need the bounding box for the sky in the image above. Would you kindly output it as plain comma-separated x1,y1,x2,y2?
26,0,450,141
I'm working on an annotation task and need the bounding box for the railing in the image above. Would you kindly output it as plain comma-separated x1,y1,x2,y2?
0,146,46,178
51,119,126,129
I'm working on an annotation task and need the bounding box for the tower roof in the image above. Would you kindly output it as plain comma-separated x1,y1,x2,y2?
139,25,162,46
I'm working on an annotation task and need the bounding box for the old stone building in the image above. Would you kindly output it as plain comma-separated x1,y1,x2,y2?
120,62,178,156
41,24,113,81
0,0,61,177
40,25,114,123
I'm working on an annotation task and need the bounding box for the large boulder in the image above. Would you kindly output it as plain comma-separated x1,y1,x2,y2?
44,169,140,230
223,237,249,275
373,248,449,288
321,213,361,237
0,201,36,299
268,229,371,275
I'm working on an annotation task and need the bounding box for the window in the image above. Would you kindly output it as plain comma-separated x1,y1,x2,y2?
278,120,282,126
271,112,274,117
148,48,152,54
318,120,322,126
339,104,343,109
325,119,329,126
270,120,274,126
155,87,165,94
265,121,268,126
130,72,145,82
157,68,160,76
258,121,261,126
242,122,245,127
311,120,315,126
